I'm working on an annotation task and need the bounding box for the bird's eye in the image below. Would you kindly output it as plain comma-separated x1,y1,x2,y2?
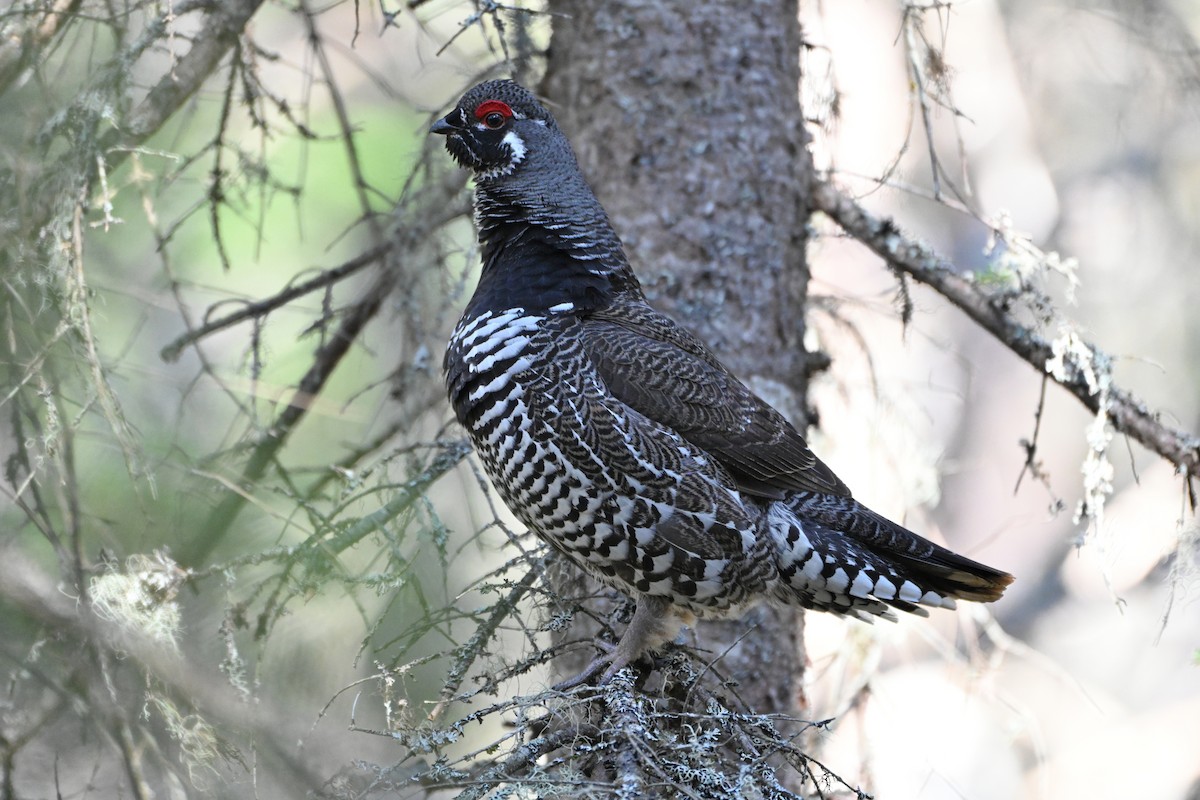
474,99,513,129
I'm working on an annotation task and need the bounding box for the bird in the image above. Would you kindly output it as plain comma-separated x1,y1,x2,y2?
432,79,1013,688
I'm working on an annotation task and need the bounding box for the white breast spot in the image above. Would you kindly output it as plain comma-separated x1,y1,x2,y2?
461,309,538,348
458,310,513,347
468,372,513,403
470,338,531,374
453,310,493,341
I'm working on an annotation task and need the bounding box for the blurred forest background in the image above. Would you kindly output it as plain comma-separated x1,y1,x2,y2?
1,0,1198,798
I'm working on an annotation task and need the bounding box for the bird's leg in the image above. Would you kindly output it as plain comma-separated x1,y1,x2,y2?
553,595,679,691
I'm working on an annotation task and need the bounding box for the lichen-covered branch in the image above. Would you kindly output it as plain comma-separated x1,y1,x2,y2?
348,552,856,800
0,546,327,796
812,179,1200,493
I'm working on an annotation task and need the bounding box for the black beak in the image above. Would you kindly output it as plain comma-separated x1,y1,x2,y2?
430,115,458,136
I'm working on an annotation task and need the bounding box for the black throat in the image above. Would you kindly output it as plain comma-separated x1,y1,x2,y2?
463,183,639,320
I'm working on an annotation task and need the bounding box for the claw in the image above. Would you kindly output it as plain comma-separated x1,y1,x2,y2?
551,595,681,691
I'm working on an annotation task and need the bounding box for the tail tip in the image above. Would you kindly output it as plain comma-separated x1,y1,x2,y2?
952,568,1015,603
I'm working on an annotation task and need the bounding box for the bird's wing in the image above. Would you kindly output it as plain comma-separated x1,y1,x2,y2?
580,301,852,499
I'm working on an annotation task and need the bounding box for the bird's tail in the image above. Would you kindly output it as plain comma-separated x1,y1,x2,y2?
766,494,1013,621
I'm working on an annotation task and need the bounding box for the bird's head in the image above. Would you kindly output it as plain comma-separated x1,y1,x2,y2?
430,79,555,181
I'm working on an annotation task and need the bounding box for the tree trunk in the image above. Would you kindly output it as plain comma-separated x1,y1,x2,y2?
542,0,812,724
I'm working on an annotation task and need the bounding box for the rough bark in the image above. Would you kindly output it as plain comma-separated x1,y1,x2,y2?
541,0,811,722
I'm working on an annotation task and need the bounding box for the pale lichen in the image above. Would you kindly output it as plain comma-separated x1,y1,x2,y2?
1046,323,1119,599
90,550,189,648
148,694,221,790
982,210,1120,573
984,212,1080,304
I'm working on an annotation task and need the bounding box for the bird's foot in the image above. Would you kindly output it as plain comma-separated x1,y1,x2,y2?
551,640,634,691
552,595,679,691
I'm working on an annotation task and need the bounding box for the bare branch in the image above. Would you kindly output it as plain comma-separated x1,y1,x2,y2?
178,167,469,565
0,0,84,95
159,243,389,362
111,0,267,150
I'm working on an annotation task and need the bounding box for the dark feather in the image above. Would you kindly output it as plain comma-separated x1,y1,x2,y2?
786,492,1015,602
581,299,852,499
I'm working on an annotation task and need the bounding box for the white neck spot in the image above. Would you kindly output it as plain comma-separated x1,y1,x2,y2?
478,130,527,181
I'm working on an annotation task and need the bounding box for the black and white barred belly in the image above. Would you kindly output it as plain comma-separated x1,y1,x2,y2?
445,306,776,615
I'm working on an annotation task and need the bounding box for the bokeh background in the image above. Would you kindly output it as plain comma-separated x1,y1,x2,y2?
1,1,1197,797
799,3,1200,797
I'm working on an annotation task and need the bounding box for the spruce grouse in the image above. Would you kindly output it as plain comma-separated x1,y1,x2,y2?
433,79,1013,686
